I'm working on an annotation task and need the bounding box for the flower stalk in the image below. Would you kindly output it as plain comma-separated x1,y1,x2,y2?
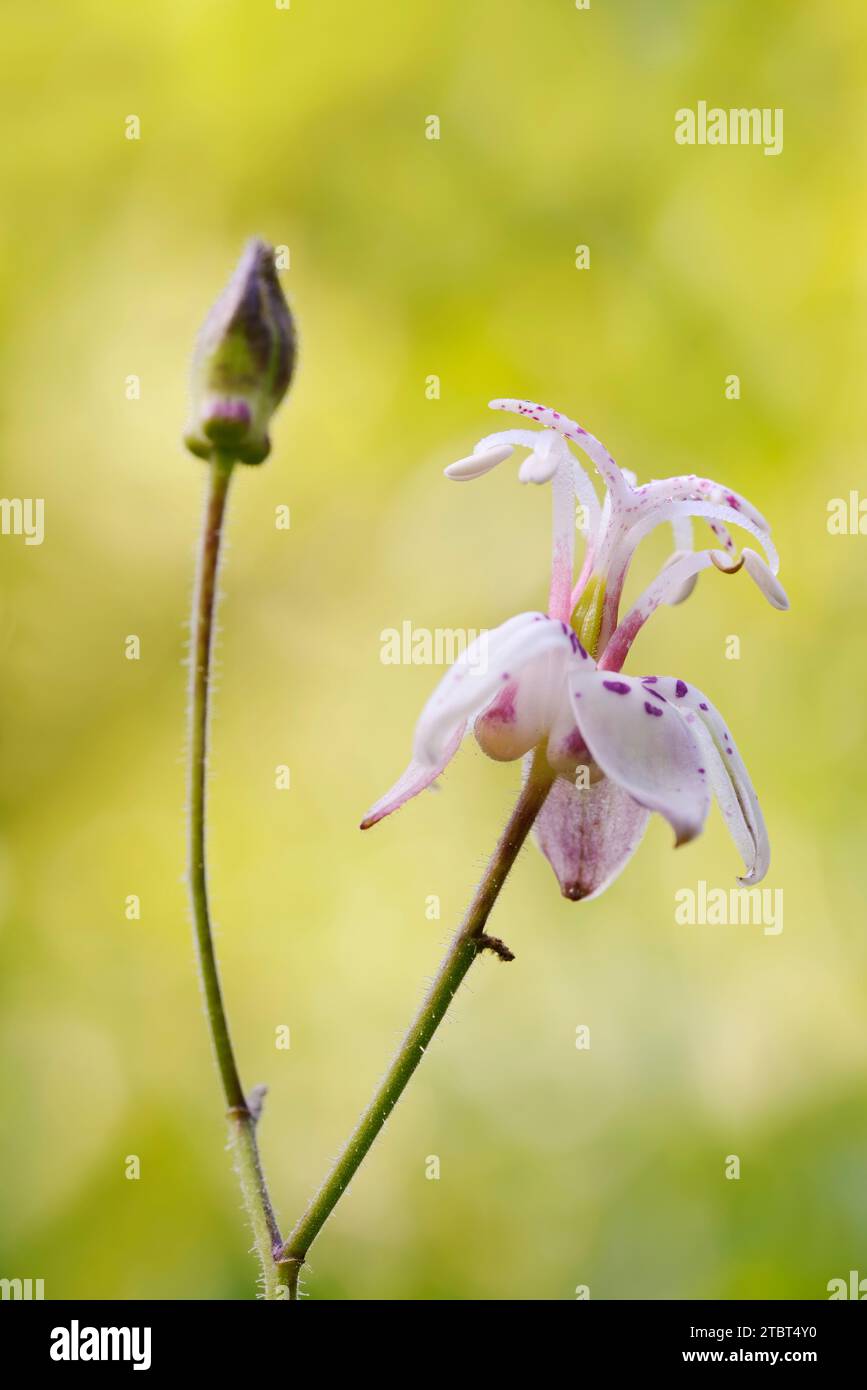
187,452,288,1299
279,747,556,1297
183,239,296,1299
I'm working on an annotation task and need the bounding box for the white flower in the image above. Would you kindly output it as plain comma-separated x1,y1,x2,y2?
363,398,788,900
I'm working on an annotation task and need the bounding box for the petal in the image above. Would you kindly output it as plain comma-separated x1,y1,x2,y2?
635,677,769,885
533,774,650,901
567,672,711,845
414,612,582,767
475,639,578,763
360,722,465,829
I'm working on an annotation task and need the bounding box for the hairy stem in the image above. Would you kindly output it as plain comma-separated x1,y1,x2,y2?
279,749,556,1298
188,452,288,1299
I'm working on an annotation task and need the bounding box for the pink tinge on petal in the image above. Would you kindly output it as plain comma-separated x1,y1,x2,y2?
360,723,465,829
534,775,650,901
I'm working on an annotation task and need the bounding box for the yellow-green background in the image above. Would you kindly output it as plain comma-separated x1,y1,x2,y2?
1,0,865,1301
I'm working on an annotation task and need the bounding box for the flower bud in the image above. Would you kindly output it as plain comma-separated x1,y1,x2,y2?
184,238,296,465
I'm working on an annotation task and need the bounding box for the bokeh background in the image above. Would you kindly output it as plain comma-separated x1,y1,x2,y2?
1,0,865,1301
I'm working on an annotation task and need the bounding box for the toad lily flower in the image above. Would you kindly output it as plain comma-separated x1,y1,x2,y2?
362,399,788,901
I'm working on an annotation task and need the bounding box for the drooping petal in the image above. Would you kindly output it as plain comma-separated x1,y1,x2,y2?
533,774,650,901
414,612,582,767
567,672,711,845
635,677,769,885
360,722,465,829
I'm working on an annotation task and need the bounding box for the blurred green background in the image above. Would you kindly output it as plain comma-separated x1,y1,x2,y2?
1,0,865,1301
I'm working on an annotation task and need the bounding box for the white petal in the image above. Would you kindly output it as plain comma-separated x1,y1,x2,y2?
475,644,574,763
567,672,711,845
361,724,465,829
413,613,581,767
635,678,769,885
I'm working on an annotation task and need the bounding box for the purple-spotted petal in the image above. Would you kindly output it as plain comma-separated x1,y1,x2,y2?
635,678,769,885
567,673,711,845
533,774,650,901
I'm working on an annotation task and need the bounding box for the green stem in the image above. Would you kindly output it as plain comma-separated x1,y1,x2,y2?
278,749,556,1298
187,452,288,1299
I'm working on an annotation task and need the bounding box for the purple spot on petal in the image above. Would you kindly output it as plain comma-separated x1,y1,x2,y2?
603,680,631,695
699,702,708,711
644,701,663,717
698,767,706,774
643,676,659,684
675,680,688,698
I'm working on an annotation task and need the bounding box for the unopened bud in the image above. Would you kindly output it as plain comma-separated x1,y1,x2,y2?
184,238,297,465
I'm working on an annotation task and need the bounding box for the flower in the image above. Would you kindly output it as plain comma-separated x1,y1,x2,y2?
184,238,297,465
362,398,788,901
